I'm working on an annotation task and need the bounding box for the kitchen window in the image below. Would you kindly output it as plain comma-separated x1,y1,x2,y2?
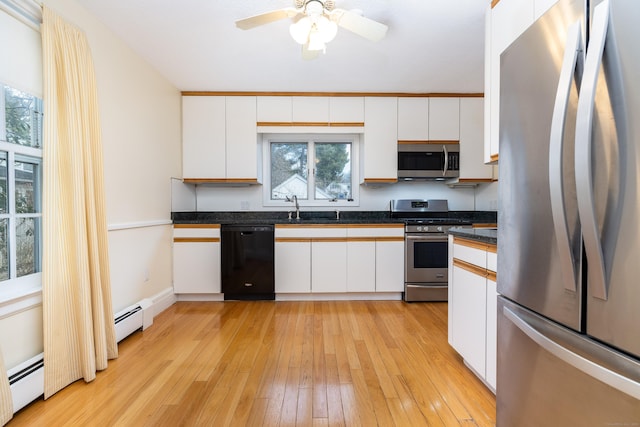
0,84,43,292
262,134,359,207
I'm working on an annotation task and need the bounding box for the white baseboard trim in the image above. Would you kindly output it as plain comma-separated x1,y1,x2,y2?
143,287,177,329
275,292,403,301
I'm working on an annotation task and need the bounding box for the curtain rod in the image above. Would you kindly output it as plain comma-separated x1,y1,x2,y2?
0,0,42,31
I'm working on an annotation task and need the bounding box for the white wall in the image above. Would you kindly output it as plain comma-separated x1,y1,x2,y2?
0,0,181,370
174,180,497,213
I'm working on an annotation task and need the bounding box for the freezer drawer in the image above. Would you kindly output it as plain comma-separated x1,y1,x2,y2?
497,297,640,426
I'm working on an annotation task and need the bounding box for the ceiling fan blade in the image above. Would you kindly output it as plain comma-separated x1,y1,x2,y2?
302,43,320,60
235,8,298,30
331,9,388,42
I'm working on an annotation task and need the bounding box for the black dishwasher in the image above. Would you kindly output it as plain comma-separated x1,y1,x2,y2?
221,224,275,300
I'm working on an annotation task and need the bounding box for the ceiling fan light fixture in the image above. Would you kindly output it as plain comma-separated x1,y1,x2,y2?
316,15,337,42
307,30,326,52
289,16,312,44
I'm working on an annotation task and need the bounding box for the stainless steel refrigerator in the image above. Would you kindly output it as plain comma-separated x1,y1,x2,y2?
497,0,640,424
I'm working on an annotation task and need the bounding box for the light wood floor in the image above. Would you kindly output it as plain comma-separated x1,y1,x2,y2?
10,301,496,426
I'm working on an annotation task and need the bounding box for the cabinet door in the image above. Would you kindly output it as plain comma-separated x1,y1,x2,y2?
375,240,404,292
486,277,498,391
329,97,364,123
429,98,460,140
257,96,292,123
292,96,329,123
489,0,535,162
275,240,311,293
397,97,428,140
484,5,495,164
226,96,258,180
347,241,376,292
459,98,494,180
182,96,225,179
312,241,347,293
363,97,398,182
450,264,487,377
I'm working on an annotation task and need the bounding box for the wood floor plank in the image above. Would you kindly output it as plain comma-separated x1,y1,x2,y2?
10,301,496,427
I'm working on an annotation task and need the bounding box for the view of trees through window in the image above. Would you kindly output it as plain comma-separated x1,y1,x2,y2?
0,84,42,282
270,139,352,202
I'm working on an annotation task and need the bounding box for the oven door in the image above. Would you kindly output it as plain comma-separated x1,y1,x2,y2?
405,233,448,283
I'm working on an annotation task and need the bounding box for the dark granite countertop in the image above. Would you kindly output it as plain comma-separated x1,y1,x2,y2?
448,227,498,245
171,210,497,226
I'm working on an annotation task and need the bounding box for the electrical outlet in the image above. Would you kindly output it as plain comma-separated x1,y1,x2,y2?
240,201,250,210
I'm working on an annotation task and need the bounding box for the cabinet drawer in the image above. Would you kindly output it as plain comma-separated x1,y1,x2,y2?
346,224,404,238
453,240,487,268
487,245,497,273
173,224,220,239
275,224,347,239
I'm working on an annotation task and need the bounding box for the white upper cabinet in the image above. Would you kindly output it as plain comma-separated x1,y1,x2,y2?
182,95,258,182
257,96,292,123
397,97,429,140
486,0,536,163
292,96,329,123
458,98,494,181
329,97,365,123
429,98,460,140
362,97,398,183
225,97,258,180
182,96,226,179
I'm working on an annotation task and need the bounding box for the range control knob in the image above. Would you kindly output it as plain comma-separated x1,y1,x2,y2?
416,226,423,232
437,226,443,232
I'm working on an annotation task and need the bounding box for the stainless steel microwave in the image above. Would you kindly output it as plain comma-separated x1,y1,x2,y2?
397,142,460,180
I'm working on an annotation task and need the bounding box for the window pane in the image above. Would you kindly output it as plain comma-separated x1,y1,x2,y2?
0,218,7,281
314,143,351,200
4,85,43,148
15,160,40,213
16,217,39,277
270,142,308,200
0,152,7,214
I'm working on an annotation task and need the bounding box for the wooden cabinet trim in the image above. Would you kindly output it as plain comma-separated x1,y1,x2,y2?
183,91,484,98
174,237,220,243
183,178,259,184
490,153,499,162
363,178,398,184
453,258,488,278
276,237,312,243
486,244,497,254
487,270,497,282
453,236,491,251
397,140,460,145
276,224,347,229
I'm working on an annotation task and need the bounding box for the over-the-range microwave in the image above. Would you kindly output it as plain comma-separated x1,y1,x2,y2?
397,142,460,180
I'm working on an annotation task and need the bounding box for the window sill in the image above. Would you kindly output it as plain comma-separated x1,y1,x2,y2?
0,275,42,319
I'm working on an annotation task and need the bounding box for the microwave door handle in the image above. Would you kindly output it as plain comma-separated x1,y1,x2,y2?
575,0,609,300
549,20,583,292
442,145,448,176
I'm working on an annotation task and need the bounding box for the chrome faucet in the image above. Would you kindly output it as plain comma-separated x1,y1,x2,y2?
286,195,300,220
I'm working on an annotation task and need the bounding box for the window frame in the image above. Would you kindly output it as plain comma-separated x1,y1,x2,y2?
0,87,43,304
262,133,360,208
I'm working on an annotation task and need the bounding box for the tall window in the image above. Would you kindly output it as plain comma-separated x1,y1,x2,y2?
0,84,43,283
264,134,359,206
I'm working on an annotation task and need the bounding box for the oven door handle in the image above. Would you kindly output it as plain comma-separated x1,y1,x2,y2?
405,234,448,242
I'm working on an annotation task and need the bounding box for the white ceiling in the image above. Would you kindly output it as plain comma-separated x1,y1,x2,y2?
74,0,487,94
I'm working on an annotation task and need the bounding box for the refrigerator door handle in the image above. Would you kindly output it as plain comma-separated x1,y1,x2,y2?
549,20,583,292
504,306,640,400
575,0,610,300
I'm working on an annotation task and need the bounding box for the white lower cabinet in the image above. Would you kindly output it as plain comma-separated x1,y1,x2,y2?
312,240,347,293
448,234,497,392
173,225,221,293
275,224,404,296
275,239,311,293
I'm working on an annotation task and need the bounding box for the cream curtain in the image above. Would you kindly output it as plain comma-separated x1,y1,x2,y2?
0,348,12,425
41,6,117,399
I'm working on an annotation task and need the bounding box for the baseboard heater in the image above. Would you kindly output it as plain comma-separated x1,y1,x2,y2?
8,301,147,414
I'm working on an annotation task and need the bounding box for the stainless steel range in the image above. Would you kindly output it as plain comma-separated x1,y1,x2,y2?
390,199,471,302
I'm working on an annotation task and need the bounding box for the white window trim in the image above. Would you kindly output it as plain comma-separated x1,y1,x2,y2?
262,133,360,208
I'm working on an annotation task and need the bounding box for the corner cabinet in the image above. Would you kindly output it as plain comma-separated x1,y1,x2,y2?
455,98,495,183
173,224,221,294
448,234,497,392
182,95,259,184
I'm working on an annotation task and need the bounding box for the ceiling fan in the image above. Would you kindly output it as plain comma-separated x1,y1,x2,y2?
235,0,388,59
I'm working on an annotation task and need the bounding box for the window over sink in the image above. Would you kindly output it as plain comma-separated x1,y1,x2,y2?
262,133,360,207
